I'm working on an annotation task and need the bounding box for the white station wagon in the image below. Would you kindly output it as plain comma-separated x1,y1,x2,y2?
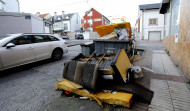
0,33,68,71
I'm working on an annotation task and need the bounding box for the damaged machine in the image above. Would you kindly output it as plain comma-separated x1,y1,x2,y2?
55,22,154,108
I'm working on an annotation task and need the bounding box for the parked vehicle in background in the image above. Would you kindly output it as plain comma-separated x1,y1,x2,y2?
0,33,68,71
62,34,69,39
75,34,84,39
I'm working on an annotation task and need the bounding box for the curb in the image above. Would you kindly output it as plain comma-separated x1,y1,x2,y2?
67,43,81,47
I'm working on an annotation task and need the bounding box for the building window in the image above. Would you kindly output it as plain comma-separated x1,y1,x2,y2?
64,23,68,30
149,18,158,25
88,11,92,16
88,19,93,25
170,0,181,34
53,22,63,30
94,18,101,21
84,20,86,23
25,15,31,20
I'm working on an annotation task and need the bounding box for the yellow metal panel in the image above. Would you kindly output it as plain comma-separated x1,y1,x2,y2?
95,22,132,38
94,92,133,108
56,80,133,108
57,80,103,106
115,49,131,81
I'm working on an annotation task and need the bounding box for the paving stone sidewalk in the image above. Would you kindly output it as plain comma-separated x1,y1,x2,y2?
148,50,190,111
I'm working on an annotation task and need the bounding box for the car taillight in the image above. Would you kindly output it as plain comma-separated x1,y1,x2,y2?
64,42,67,45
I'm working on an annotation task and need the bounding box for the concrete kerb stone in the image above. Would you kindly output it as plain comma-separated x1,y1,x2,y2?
67,43,81,47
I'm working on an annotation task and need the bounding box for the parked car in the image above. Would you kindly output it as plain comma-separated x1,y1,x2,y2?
0,33,68,71
75,34,84,39
62,34,69,39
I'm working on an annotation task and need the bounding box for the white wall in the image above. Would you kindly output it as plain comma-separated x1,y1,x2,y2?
83,31,90,39
4,0,20,12
143,10,164,40
63,20,70,32
45,26,50,33
70,13,81,32
67,32,76,39
0,2,5,11
138,10,143,40
140,16,143,39
0,13,44,36
68,32,99,39
89,32,99,39
0,14,32,36
31,16,44,33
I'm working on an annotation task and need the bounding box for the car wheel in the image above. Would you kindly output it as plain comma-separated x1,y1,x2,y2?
52,48,63,60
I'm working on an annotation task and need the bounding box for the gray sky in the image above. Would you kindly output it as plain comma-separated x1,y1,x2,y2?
19,0,161,26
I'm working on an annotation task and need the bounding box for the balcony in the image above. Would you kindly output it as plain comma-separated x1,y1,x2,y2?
53,22,64,31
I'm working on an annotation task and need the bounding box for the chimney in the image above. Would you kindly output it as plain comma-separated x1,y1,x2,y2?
54,12,57,21
62,11,65,19
35,12,40,16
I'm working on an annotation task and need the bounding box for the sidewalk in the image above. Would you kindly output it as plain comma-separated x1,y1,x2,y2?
122,41,190,111
148,50,190,111
39,41,190,111
136,41,190,111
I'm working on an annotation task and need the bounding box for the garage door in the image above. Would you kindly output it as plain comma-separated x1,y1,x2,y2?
149,31,161,41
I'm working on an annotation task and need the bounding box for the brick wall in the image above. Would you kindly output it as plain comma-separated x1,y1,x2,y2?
83,8,103,31
163,0,190,80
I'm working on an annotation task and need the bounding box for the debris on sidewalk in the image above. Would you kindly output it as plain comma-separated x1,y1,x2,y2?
132,66,143,79
97,24,130,40
55,22,154,108
93,22,134,55
57,79,133,108
95,22,132,38
55,49,153,108
97,32,118,40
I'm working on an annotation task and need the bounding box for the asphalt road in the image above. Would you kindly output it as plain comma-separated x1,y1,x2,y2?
0,40,89,111
0,39,165,111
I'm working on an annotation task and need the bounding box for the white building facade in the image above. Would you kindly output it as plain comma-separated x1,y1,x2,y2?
0,12,44,36
0,0,20,12
138,3,164,41
37,13,53,33
53,12,81,35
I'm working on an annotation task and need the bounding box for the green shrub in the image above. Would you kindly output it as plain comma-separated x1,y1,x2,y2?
187,80,190,85
165,49,170,56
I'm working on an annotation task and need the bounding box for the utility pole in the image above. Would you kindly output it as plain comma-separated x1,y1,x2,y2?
86,0,92,31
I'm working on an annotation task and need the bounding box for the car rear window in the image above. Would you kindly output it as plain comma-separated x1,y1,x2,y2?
49,36,59,41
34,35,51,43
